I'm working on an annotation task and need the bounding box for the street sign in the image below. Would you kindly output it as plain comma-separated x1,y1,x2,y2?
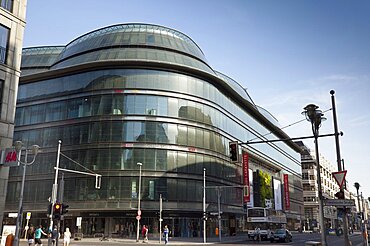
76,217,82,227
136,215,141,220
26,212,31,220
137,210,141,216
323,199,355,207
1,148,19,167
332,170,347,189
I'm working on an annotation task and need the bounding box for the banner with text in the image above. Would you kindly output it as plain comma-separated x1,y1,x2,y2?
283,174,290,211
242,152,250,202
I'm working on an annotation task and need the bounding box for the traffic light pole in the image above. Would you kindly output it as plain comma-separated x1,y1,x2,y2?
48,140,62,246
330,90,351,246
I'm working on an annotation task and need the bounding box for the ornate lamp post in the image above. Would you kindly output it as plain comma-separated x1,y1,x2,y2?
136,162,142,242
13,141,40,246
303,104,327,246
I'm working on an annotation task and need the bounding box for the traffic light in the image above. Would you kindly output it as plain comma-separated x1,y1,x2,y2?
229,141,239,162
61,203,69,215
47,203,52,215
53,203,62,220
334,190,344,199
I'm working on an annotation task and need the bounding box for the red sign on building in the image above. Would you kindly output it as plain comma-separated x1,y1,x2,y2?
2,148,19,167
283,174,290,210
242,152,250,202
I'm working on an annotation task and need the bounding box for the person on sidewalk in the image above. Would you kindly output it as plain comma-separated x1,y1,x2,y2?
26,226,35,246
163,225,169,244
63,227,71,246
141,225,148,243
51,226,60,246
35,225,48,246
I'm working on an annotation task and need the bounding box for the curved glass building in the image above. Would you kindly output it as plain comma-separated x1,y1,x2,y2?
5,23,303,237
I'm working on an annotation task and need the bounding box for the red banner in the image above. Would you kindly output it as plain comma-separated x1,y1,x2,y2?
242,152,250,202
283,174,290,210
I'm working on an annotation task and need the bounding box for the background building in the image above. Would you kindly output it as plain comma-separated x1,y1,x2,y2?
0,0,27,229
297,141,341,231
5,23,302,237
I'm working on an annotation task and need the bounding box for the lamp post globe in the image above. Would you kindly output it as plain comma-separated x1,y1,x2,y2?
12,141,40,246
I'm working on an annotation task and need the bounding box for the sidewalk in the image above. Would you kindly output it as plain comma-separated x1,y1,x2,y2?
18,234,248,245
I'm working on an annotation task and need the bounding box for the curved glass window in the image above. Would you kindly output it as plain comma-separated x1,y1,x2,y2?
52,47,214,74
59,24,206,63
17,69,300,173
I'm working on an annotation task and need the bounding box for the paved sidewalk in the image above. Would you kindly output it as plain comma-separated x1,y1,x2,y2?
18,234,248,245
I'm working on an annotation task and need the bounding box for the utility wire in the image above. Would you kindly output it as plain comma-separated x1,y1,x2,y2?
246,108,332,142
60,152,97,174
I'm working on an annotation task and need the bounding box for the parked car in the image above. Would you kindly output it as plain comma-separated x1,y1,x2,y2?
270,229,292,243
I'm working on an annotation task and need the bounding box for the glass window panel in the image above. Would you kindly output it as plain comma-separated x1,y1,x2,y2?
79,97,92,117
187,153,196,174
177,125,187,145
125,95,135,114
134,95,146,114
111,121,124,142
167,123,177,144
157,97,168,116
112,95,124,115
167,97,178,118
167,150,177,172
188,126,195,147
156,149,167,171
146,96,157,115
177,152,187,173
0,25,9,64
195,128,203,148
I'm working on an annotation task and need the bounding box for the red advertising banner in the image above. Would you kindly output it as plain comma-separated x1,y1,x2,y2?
283,174,290,210
242,152,250,202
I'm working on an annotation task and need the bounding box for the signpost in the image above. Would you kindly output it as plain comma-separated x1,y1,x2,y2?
323,199,355,207
332,170,347,189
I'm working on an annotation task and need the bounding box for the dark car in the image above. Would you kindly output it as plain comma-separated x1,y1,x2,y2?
270,229,292,243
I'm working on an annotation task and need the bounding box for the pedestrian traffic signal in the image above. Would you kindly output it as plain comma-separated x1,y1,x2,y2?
229,141,239,162
334,190,344,199
61,203,69,215
53,203,62,220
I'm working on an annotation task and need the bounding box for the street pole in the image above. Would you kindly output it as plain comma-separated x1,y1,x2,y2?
48,140,62,246
314,135,327,246
159,194,162,244
330,90,351,246
203,168,206,244
361,192,368,246
217,188,221,242
136,162,142,242
14,149,27,246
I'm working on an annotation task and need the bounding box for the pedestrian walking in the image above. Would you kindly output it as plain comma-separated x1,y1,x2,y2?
51,226,59,246
26,226,35,246
142,225,148,242
35,225,47,246
63,227,71,246
163,225,169,244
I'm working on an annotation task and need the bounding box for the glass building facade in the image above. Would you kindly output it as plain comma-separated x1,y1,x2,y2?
5,23,303,237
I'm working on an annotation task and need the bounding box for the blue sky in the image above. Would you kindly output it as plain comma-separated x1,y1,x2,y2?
23,0,370,198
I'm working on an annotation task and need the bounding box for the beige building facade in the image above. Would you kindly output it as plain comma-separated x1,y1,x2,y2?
0,0,27,229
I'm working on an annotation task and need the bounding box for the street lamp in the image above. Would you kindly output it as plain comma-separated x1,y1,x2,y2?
13,141,40,246
302,104,327,246
354,182,368,246
136,162,142,242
